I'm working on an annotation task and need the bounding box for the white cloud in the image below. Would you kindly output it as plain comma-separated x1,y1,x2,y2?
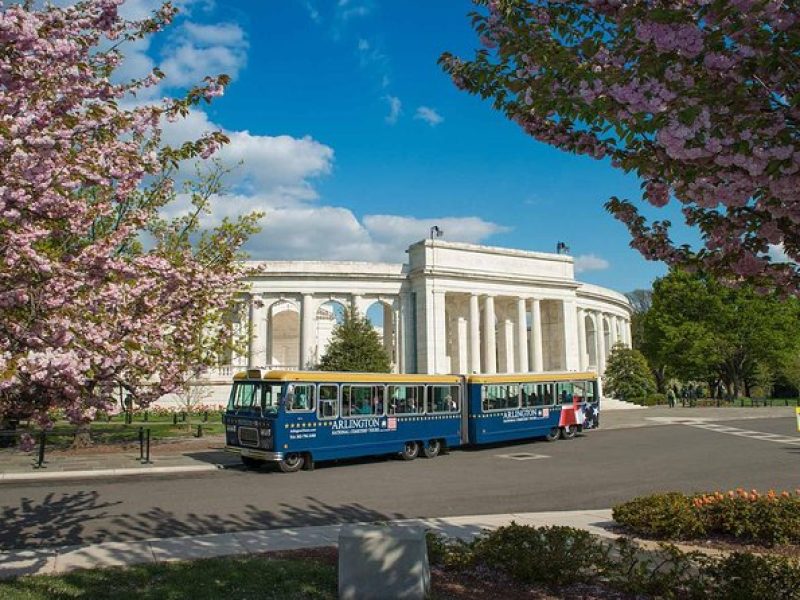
241,210,507,262
161,109,334,203
384,96,402,125
414,106,443,126
574,254,610,273
160,21,248,87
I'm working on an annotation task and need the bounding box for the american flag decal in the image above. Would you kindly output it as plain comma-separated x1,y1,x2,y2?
387,417,397,431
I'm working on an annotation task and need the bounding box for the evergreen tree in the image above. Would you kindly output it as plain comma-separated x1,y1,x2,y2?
603,342,657,402
317,307,391,372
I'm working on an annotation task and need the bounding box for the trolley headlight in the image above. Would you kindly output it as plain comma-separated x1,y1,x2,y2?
226,425,236,432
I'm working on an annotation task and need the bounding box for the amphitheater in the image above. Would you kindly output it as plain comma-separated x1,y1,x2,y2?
184,239,633,407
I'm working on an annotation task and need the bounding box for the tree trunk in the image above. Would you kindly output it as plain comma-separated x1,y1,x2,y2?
72,423,93,448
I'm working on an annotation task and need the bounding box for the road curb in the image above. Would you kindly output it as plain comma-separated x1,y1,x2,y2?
0,464,224,483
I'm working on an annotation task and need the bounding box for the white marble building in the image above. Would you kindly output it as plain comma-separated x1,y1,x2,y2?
224,239,632,379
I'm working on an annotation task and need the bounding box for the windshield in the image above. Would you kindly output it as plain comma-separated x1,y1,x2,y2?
227,382,283,415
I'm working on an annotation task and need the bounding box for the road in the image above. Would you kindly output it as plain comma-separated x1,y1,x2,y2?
1,415,797,550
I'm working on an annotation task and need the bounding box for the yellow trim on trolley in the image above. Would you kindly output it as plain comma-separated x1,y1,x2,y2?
259,370,463,384
467,371,597,384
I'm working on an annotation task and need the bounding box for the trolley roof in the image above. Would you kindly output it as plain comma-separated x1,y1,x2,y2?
467,371,597,384
233,369,462,384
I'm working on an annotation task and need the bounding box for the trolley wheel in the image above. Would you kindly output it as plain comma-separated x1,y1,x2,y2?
240,456,261,469
278,452,305,473
400,441,420,461
544,427,560,442
560,425,578,440
422,439,441,459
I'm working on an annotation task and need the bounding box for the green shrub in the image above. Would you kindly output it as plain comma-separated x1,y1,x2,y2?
425,532,475,569
702,552,800,600
628,396,646,406
613,493,705,539
471,523,607,587
646,393,667,405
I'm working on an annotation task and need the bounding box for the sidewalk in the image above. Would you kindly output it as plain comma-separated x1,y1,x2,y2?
0,442,239,483
0,509,620,579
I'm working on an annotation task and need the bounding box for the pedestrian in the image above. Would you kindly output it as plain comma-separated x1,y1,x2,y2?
667,388,676,409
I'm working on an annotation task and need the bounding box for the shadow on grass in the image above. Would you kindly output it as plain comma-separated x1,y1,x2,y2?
0,551,338,600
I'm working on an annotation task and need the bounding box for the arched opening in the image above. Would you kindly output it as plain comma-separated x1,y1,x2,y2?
366,300,396,371
269,300,300,370
316,300,346,361
585,314,597,368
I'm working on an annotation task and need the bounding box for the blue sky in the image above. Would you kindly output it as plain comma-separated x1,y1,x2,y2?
117,0,697,293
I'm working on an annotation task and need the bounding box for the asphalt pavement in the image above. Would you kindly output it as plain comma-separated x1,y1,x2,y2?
1,412,797,551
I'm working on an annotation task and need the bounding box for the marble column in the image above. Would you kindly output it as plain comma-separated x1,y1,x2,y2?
577,308,587,371
299,293,316,370
516,297,529,373
562,299,580,371
610,314,619,347
482,295,497,374
456,317,469,374
498,319,514,373
598,312,607,374
468,294,481,374
529,297,543,372
248,294,269,368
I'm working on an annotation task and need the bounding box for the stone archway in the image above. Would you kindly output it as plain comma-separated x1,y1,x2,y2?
316,299,346,362
268,299,300,370
585,314,598,368
366,300,397,370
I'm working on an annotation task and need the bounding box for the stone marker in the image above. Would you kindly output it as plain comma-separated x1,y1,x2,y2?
338,525,430,600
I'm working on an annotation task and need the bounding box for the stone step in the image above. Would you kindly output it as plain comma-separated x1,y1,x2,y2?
602,397,645,410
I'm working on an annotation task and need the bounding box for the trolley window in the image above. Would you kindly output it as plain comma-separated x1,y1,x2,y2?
572,381,586,403
387,385,425,415
482,384,519,411
317,384,338,419
428,385,460,413
521,383,547,407
228,382,261,411
585,381,597,402
342,385,384,417
286,383,315,412
557,382,575,404
536,383,555,406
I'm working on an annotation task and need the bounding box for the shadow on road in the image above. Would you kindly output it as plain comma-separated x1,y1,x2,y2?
0,491,404,552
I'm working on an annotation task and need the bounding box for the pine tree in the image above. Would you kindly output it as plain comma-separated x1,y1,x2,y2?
317,307,391,372
603,342,657,401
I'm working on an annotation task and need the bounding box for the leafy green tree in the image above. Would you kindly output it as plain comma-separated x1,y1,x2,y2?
317,307,391,373
603,342,656,401
644,270,800,398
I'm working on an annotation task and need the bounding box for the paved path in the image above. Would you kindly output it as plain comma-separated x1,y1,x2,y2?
0,509,615,579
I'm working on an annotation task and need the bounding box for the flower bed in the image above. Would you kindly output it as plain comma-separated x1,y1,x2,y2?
613,489,800,546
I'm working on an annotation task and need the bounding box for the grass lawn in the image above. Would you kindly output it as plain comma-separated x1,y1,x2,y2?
0,554,337,600
13,414,226,449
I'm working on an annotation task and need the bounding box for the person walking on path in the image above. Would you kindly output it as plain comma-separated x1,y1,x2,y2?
667,388,676,408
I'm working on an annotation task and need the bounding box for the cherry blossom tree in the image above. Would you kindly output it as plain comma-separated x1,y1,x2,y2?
0,0,259,443
441,0,800,294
